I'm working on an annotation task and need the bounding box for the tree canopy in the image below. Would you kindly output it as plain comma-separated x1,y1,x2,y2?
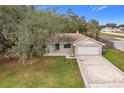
105,23,117,28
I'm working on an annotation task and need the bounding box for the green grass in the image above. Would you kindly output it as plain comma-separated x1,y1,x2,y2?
115,31,124,34
100,32,124,38
0,56,84,88
103,48,124,72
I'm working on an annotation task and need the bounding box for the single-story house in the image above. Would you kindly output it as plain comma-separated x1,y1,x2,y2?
119,27,124,31
45,31,104,57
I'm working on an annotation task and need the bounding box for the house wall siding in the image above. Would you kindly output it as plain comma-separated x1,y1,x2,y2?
46,39,102,56
46,43,74,54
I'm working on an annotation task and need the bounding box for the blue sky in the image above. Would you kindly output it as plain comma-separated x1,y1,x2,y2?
35,5,124,25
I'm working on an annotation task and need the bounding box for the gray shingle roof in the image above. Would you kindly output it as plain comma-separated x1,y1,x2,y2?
48,33,89,44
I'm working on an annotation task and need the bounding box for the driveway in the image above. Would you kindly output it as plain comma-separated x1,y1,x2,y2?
77,56,124,88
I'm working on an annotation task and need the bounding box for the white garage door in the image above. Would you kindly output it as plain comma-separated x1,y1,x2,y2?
77,46,100,55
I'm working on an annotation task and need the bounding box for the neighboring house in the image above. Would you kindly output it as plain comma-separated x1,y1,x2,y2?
101,27,121,32
119,27,124,31
45,31,104,57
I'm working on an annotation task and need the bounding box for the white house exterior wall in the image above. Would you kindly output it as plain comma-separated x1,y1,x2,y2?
46,43,73,54
46,39,102,56
75,40,102,56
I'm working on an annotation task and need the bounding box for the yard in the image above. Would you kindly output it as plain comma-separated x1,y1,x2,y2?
100,32,124,38
0,55,84,88
103,48,124,72
115,31,124,34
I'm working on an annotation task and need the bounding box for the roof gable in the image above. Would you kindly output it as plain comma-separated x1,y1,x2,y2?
73,38,105,46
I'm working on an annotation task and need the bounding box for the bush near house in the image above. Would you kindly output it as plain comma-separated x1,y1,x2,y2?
98,37,114,48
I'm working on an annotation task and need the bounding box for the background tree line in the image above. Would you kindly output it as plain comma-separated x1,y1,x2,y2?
0,6,100,63
100,23,124,29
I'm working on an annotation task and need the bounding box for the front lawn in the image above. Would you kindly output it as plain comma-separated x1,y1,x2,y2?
0,56,84,88
103,48,124,72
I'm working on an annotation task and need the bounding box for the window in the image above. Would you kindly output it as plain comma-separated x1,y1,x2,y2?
64,44,71,48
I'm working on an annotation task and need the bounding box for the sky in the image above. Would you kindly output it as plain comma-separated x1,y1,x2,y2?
35,5,124,25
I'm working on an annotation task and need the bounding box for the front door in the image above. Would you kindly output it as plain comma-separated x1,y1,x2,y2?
55,44,60,50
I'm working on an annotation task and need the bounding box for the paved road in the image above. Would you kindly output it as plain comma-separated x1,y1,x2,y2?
113,40,124,51
99,36,119,42
102,32,124,37
77,56,124,88
99,36,124,51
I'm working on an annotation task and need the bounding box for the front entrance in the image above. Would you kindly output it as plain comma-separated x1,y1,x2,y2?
55,44,60,50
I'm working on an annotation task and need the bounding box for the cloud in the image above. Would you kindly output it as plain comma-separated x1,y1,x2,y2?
91,6,108,12
91,6,99,12
97,6,108,11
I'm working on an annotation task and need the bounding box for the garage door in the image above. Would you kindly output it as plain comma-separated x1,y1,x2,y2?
76,46,100,56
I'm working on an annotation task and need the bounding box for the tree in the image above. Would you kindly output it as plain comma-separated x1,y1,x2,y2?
62,8,87,33
0,6,27,52
86,19,100,39
76,16,87,34
105,23,117,28
66,8,74,16
5,7,64,63
99,25,105,29
118,24,124,27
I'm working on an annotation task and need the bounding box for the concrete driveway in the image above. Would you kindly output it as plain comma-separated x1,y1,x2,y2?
77,56,124,88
